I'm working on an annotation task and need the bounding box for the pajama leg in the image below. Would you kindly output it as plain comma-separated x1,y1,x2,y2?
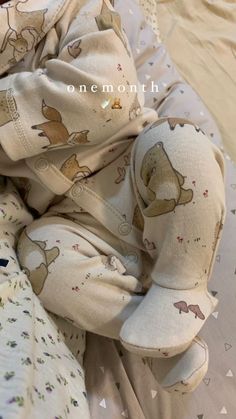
17,210,213,393
16,215,144,340
120,117,226,357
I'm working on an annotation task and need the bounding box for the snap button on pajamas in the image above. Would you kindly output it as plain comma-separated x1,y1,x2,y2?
71,184,84,198
34,158,50,172
126,252,139,264
118,222,132,236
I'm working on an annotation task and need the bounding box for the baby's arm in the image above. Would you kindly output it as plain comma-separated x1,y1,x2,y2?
0,0,146,162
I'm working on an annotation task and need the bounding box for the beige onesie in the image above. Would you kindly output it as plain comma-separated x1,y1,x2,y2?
0,0,226,400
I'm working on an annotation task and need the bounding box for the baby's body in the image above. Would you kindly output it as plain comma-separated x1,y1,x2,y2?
0,0,225,393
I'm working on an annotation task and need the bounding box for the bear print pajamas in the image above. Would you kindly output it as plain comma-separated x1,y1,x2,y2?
0,0,226,394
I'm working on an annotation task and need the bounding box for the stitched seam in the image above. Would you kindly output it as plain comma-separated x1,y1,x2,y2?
206,211,225,281
43,0,69,33
149,280,209,293
163,346,208,388
125,339,208,385
6,88,30,156
82,184,126,222
49,165,74,188
27,160,73,191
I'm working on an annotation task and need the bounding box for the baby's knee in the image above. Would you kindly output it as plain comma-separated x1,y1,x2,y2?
134,117,224,179
133,117,225,209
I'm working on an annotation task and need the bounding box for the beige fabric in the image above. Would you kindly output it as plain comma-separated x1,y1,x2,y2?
84,154,236,419
0,0,158,204
0,0,233,418
83,2,236,418
155,0,236,163
118,119,224,358
17,214,145,339
0,0,157,215
16,117,225,361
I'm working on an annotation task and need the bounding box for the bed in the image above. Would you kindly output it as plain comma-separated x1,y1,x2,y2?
0,0,235,418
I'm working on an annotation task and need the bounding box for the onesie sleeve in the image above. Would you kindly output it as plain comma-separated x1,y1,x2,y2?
0,1,144,161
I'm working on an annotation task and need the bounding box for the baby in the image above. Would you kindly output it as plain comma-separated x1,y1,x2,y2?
0,0,225,394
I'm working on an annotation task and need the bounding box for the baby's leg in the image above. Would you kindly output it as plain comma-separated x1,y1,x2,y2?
17,212,211,393
17,215,144,340
120,117,226,358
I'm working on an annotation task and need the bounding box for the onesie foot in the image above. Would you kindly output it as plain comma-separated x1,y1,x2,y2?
119,282,217,357
146,336,209,393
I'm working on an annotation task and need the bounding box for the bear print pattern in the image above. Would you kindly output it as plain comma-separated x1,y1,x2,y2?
17,229,60,295
140,141,193,217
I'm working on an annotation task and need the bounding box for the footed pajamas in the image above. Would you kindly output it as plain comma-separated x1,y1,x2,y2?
0,0,226,414
17,117,225,356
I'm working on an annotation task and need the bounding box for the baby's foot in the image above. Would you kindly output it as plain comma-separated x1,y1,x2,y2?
119,282,217,357
146,336,209,393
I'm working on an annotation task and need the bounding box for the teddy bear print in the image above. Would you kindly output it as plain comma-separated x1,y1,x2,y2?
31,100,90,150
17,229,60,296
140,141,193,217
145,117,205,135
60,154,92,182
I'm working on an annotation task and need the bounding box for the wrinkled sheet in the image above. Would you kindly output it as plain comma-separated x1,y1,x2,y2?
156,0,236,163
